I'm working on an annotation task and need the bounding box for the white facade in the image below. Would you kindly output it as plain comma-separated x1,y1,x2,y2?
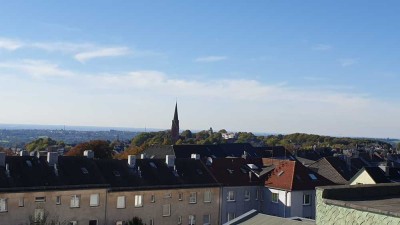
263,188,315,219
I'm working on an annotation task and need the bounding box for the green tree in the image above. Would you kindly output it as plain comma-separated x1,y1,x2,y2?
25,137,58,152
181,130,193,139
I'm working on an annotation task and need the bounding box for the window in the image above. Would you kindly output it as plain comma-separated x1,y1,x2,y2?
178,216,182,224
178,193,183,201
56,196,61,205
151,194,155,203
18,197,24,207
255,189,259,200
164,193,172,198
90,194,100,207
308,173,318,180
149,219,154,225
303,194,311,205
244,190,250,201
271,193,278,203
117,196,126,209
35,196,46,202
116,222,125,225
189,215,196,225
227,191,235,202
70,195,80,208
0,198,7,212
34,209,44,223
135,195,143,207
89,220,97,225
227,213,235,222
162,204,171,217
68,221,77,225
189,192,197,204
204,190,212,203
203,214,210,225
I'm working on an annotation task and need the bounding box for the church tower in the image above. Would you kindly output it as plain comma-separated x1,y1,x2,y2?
171,102,180,143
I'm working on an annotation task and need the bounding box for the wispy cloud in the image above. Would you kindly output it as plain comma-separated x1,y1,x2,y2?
31,42,94,53
313,44,332,51
0,37,132,62
74,47,130,63
195,56,227,63
0,38,24,51
339,58,358,67
0,60,74,79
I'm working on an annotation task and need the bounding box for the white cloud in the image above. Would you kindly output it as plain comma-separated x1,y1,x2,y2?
313,44,332,51
31,42,94,53
74,47,130,63
339,58,358,67
0,59,399,138
0,38,24,50
195,56,227,63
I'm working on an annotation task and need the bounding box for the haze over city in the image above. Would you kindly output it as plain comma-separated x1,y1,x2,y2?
0,1,399,138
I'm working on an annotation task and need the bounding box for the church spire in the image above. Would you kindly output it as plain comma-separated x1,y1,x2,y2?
171,101,180,143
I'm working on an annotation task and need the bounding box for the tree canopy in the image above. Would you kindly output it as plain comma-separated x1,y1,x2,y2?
25,137,62,152
65,140,113,159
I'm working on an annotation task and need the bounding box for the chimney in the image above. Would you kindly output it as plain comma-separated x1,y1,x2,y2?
128,155,136,168
0,152,5,167
166,155,176,168
84,150,94,159
20,150,29,156
249,171,253,182
47,152,58,166
191,154,200,160
140,154,146,159
206,157,213,166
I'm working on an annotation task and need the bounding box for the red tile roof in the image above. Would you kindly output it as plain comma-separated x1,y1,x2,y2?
265,159,333,191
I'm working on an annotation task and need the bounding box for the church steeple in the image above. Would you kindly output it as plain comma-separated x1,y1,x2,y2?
171,102,180,143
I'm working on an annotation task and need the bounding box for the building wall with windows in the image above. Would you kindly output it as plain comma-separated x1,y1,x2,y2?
220,186,262,224
106,187,220,225
0,188,107,225
263,188,315,219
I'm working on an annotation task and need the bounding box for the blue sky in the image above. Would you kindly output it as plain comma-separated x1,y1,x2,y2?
0,1,399,138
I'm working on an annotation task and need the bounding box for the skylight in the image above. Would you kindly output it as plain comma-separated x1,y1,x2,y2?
247,164,258,170
308,173,318,180
81,167,89,174
26,160,32,167
277,171,284,176
113,170,121,177
196,169,203,175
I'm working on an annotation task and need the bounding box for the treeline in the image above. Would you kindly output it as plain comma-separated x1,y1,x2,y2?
8,130,394,160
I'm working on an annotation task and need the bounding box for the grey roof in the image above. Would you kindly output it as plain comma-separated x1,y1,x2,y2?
296,157,316,166
223,210,315,225
308,157,355,184
142,145,174,159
